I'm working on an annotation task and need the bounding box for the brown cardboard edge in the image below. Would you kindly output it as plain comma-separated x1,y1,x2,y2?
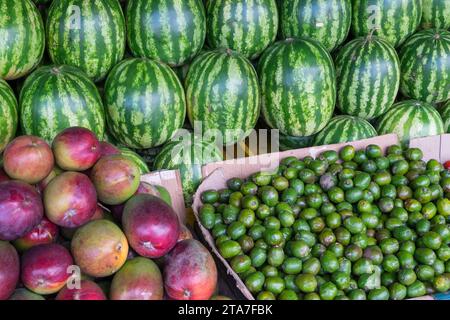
141,170,187,224
193,134,402,301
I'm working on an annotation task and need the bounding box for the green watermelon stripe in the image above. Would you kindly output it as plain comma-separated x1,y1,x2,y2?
47,0,126,82
421,0,450,30
376,100,445,144
105,58,186,149
258,38,336,137
440,101,450,133
351,0,422,48
206,0,278,59
313,115,377,146
0,0,45,80
399,29,450,104
280,0,351,51
127,0,206,67
0,79,18,152
335,36,400,119
19,65,105,142
185,49,260,145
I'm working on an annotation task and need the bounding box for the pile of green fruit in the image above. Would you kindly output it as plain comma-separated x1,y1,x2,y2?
199,144,450,300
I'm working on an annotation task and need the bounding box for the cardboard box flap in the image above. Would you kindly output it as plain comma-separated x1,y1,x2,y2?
440,134,450,163
141,170,186,223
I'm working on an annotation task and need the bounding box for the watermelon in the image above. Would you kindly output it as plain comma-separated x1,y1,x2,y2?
0,79,18,153
421,0,450,30
19,65,105,143
440,100,450,133
280,0,351,52
376,100,445,144
104,58,186,149
33,0,52,4
351,0,422,48
126,0,206,67
313,115,377,146
185,49,260,145
279,134,314,151
335,36,400,120
0,0,45,80
118,147,150,175
46,0,126,82
258,38,336,137
153,133,222,205
399,29,450,104
206,0,279,60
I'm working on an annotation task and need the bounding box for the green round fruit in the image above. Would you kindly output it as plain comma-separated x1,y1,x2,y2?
47,0,126,82
105,58,186,149
127,0,206,66
206,0,278,59
0,0,45,80
20,65,105,142
258,38,336,137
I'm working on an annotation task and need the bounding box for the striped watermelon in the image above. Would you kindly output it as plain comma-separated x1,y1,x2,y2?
46,0,126,82
441,100,450,133
279,134,314,151
206,0,279,60
313,115,377,146
280,0,351,52
118,147,150,175
104,58,186,149
0,0,45,80
185,49,260,145
19,65,105,143
153,133,222,204
421,0,450,30
351,0,422,48
258,38,336,137
335,36,400,120
0,79,18,153
399,29,450,104
376,100,445,144
126,0,206,67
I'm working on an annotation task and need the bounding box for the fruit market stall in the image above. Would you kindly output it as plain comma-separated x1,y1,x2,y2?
1,0,450,302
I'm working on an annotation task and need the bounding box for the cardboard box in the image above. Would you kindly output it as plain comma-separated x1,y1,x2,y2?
189,133,450,300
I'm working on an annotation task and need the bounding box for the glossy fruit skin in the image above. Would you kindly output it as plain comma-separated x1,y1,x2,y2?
376,100,444,144
13,217,59,252
351,0,422,48
71,219,129,278
0,180,44,241
258,38,336,137
52,127,101,171
334,36,400,120
122,194,180,258
90,154,141,205
127,0,206,66
313,116,378,146
421,0,450,30
0,241,20,300
206,0,278,59
399,29,450,104
0,0,45,80
3,135,54,184
8,288,45,300
99,141,120,157
185,48,261,145
19,65,105,143
0,79,18,153
21,243,74,295
280,0,351,51
47,0,126,82
104,58,186,149
56,280,107,300
110,257,164,300
44,172,97,228
164,239,218,300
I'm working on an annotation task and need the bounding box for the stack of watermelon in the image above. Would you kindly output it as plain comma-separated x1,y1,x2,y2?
1,0,450,204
